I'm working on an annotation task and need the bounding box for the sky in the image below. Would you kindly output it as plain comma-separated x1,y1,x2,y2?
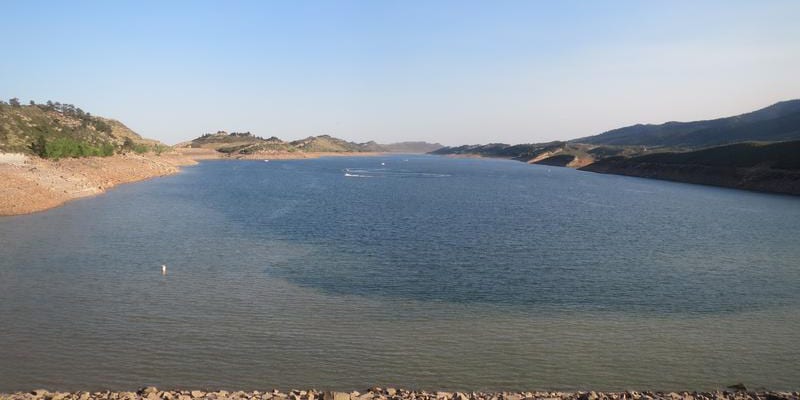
1,1,799,146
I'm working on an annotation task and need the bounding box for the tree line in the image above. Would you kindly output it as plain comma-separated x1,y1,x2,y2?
3,97,113,133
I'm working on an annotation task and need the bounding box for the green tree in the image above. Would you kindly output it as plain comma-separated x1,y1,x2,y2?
9,98,21,107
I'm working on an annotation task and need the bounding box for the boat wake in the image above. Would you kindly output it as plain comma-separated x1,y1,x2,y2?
343,168,450,178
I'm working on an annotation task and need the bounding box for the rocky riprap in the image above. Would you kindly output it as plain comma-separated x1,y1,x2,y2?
1,388,798,400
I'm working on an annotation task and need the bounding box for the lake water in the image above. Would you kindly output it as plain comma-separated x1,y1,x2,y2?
1,155,799,392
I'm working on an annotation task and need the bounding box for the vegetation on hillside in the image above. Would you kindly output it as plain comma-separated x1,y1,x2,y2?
289,135,372,153
378,141,443,153
181,131,441,156
0,98,164,159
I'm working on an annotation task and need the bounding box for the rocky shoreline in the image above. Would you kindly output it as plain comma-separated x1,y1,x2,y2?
0,150,385,216
580,160,800,196
174,147,384,160
2,388,797,400
0,152,197,216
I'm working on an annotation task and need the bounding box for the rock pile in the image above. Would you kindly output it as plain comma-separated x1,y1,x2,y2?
2,388,797,400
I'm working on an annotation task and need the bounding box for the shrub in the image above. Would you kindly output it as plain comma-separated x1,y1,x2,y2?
153,144,169,155
37,137,115,159
30,135,47,157
133,144,149,154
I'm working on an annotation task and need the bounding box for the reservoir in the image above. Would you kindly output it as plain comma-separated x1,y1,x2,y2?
1,155,798,391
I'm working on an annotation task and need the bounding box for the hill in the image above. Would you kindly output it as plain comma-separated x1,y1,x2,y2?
430,99,800,195
179,131,442,157
290,135,373,153
0,98,195,215
573,99,800,149
380,141,443,153
430,141,635,168
0,99,163,158
178,132,375,156
580,140,800,195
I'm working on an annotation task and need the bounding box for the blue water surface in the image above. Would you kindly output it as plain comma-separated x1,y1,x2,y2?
1,155,799,391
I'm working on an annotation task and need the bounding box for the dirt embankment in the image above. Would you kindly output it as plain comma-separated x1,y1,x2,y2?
0,152,197,216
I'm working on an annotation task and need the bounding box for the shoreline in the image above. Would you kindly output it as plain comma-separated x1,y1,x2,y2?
579,160,800,196
439,151,800,197
0,152,197,216
1,388,797,400
0,150,385,216
174,148,386,160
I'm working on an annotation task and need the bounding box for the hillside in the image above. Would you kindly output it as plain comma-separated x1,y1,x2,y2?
290,135,372,152
380,141,443,153
179,131,442,157
430,99,800,195
0,100,162,158
430,141,628,168
178,132,374,156
0,99,196,215
580,141,800,195
573,99,800,148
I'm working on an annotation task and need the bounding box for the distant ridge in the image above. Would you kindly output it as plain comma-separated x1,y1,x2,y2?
179,131,442,156
430,98,800,195
572,99,800,148
379,141,444,153
430,141,603,168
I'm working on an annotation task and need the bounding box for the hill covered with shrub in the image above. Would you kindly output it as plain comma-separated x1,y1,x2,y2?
0,98,166,159
179,131,441,156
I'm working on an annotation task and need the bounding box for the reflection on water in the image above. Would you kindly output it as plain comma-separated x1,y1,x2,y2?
1,155,799,391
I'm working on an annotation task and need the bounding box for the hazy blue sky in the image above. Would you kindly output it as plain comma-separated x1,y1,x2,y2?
2,1,799,145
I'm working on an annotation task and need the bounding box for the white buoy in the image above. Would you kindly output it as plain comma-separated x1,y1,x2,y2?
381,162,385,166
161,265,167,275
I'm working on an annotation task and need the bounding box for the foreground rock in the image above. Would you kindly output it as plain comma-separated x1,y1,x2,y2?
1,388,797,400
0,152,197,216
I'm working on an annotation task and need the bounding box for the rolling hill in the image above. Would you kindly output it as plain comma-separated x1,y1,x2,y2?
179,132,442,156
0,100,161,157
581,140,800,195
431,98,800,195
430,141,641,168
573,99,800,149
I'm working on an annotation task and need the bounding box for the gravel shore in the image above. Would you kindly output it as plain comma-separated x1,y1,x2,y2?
2,388,797,400
0,152,197,216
